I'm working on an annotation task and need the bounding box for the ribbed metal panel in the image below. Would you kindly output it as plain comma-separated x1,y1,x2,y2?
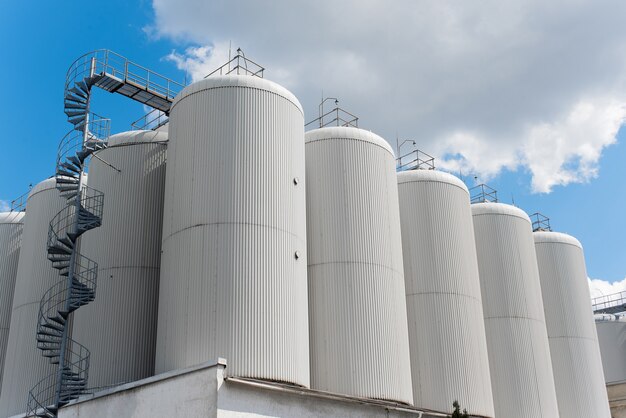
0,212,25,394
306,127,413,404
0,179,67,417
72,130,168,388
156,75,309,387
397,170,494,416
596,318,626,384
534,231,611,417
471,203,559,418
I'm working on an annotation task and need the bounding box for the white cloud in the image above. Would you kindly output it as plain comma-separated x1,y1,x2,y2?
523,99,625,193
589,277,626,300
149,0,626,193
0,200,9,212
165,43,231,83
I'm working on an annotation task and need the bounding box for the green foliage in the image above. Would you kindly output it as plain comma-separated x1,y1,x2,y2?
448,400,469,418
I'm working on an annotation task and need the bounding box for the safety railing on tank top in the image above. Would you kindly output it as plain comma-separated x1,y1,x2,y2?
204,48,265,78
396,149,435,172
9,189,30,212
530,212,551,232
469,183,498,204
131,108,169,131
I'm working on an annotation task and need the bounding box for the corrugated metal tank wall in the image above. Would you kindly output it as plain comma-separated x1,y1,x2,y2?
0,179,67,417
397,170,494,416
471,203,559,418
534,231,611,417
305,127,413,404
0,211,25,394
72,130,168,388
596,317,626,384
155,75,309,387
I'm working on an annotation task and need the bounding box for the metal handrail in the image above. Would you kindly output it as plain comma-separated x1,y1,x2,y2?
27,338,91,414
131,108,169,131
10,189,29,212
48,206,77,248
27,373,57,416
47,187,104,254
57,118,110,169
80,186,105,219
65,50,185,101
592,291,626,313
396,149,436,172
305,107,359,129
469,184,498,204
530,212,551,232
205,49,265,78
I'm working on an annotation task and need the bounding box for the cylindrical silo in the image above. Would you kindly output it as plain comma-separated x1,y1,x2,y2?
0,179,67,417
72,130,168,388
155,75,309,387
596,316,626,385
0,211,25,394
534,231,611,417
306,127,413,404
397,170,494,416
472,202,559,418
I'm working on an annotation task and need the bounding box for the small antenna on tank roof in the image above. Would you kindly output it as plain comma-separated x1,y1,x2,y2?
396,132,399,157
228,41,232,72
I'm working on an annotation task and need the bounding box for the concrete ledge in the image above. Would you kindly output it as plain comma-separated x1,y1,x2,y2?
67,358,228,407
55,359,481,418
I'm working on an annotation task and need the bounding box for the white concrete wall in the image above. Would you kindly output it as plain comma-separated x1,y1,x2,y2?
59,360,447,418
59,362,222,418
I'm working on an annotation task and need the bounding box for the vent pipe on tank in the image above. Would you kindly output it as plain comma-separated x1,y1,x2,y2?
305,97,359,129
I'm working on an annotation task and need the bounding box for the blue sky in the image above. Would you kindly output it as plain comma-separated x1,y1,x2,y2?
0,1,624,289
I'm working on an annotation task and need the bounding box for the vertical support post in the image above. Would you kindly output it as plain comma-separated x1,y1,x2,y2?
89,56,96,83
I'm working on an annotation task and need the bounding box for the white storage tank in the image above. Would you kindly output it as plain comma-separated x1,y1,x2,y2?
397,170,494,416
0,211,25,394
306,126,413,404
0,179,67,417
596,316,626,384
534,231,611,417
472,202,559,418
155,75,309,387
72,130,168,388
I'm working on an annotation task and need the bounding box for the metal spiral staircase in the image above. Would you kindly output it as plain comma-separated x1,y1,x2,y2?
24,49,182,417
